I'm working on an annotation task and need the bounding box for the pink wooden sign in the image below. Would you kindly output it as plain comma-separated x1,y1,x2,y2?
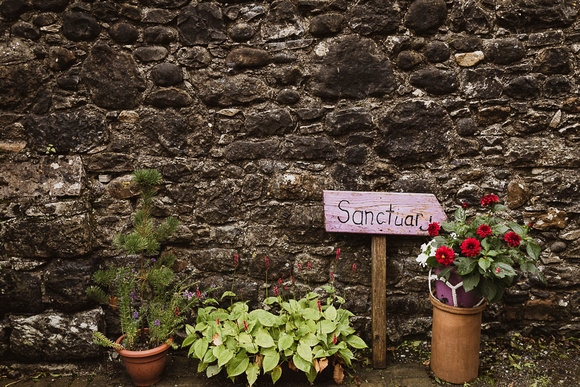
323,190,446,236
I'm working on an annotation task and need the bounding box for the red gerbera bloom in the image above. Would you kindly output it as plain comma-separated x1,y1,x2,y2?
477,224,492,238
435,246,455,265
481,194,499,206
504,232,521,247
461,238,482,257
428,222,441,237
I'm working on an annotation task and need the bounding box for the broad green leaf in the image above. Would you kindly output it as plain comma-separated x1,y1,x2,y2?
198,361,209,373
478,257,491,271
508,222,524,236
319,319,336,334
202,348,217,363
455,207,466,222
264,296,279,305
238,332,253,343
246,362,259,386
537,271,547,285
493,262,516,278
255,329,275,348
220,291,236,300
263,348,280,373
289,299,300,310
226,352,249,377
526,242,541,261
297,342,312,362
436,266,453,280
185,324,195,336
338,348,354,367
250,309,277,327
455,256,477,276
241,342,259,354
480,280,497,301
520,261,537,274
181,335,196,348
325,305,337,320
214,345,234,367
495,224,510,234
194,337,209,360
271,365,282,385
300,333,319,347
306,364,318,384
278,333,294,351
306,292,319,300
343,335,367,349
302,308,320,321
206,364,222,378
194,322,208,332
313,346,328,358
292,353,311,373
462,272,480,292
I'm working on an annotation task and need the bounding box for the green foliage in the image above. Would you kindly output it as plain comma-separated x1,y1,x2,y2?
86,169,206,351
183,293,367,386
417,197,545,304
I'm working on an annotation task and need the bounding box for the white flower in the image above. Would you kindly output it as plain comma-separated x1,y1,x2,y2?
416,253,429,267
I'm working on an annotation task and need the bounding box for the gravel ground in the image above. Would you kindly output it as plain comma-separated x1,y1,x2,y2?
1,334,578,386
387,333,580,386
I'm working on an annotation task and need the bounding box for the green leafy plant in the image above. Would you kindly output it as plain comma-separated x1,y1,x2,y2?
416,194,546,303
182,254,367,385
86,169,209,351
45,144,56,157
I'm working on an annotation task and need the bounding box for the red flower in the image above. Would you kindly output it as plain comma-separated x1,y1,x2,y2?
278,277,283,285
477,224,492,238
175,307,179,316
196,289,201,299
332,334,338,345
274,285,279,296
495,267,501,274
330,271,334,282
298,263,302,272
461,238,482,257
336,248,341,260
481,194,499,206
216,317,220,325
435,246,455,265
234,254,239,268
265,256,270,270
307,262,311,270
428,222,441,236
352,263,357,272
504,232,521,247
243,321,248,331
317,299,322,312
461,202,469,208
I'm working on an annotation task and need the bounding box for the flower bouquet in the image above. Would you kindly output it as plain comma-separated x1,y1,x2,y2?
417,194,545,306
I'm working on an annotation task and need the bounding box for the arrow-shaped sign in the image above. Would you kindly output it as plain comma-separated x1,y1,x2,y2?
323,190,447,369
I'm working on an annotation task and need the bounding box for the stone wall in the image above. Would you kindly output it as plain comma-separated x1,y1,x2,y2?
0,0,579,363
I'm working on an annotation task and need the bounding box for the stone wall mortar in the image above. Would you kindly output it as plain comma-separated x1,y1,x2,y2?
0,0,579,362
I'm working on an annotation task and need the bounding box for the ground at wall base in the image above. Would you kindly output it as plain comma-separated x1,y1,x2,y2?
0,335,578,386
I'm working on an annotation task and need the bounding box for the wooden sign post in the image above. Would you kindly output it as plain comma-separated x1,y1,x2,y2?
323,190,446,368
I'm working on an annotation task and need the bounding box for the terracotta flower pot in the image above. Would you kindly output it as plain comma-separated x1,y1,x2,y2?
429,293,487,384
115,330,172,387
